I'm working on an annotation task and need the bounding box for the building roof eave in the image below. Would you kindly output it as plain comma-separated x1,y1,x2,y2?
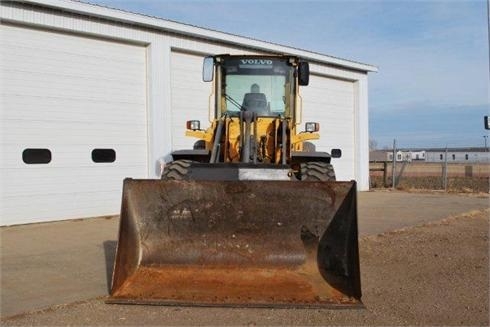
18,0,378,73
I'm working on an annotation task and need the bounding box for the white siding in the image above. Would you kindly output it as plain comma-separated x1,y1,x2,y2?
0,24,148,225
301,75,355,181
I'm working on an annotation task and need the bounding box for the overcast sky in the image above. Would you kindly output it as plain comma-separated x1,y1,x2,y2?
89,0,489,149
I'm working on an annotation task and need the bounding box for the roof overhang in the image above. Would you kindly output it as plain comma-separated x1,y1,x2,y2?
15,0,378,73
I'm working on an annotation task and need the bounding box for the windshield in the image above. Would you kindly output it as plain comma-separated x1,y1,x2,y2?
221,58,293,117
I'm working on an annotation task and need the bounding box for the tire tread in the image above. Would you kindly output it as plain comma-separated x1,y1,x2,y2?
161,160,193,180
299,162,336,181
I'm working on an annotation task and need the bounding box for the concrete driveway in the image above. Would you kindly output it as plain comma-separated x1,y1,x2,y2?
1,190,488,318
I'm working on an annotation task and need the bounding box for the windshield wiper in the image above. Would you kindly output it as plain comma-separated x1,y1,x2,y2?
224,93,245,111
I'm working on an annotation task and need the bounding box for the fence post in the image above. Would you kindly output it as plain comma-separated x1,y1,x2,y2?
443,146,448,191
392,139,396,190
383,161,388,187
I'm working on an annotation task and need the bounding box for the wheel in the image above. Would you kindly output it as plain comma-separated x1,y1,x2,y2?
161,160,193,180
297,161,336,181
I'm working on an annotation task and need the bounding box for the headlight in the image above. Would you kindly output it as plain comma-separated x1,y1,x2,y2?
305,122,319,133
186,120,201,131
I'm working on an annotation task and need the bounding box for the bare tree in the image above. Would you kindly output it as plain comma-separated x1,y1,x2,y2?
369,138,378,151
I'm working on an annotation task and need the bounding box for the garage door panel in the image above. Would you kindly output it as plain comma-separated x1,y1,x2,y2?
3,109,147,125
4,70,145,95
2,144,147,168
171,82,209,93
3,166,141,196
171,77,208,93
1,53,144,80
3,74,145,104
1,192,120,226
304,91,353,106
304,97,354,108
305,77,353,91
170,93,209,109
2,26,145,63
3,121,147,145
3,132,147,146
1,24,148,225
3,96,146,123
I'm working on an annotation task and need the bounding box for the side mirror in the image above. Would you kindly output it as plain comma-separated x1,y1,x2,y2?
331,148,342,158
202,56,214,82
298,61,309,86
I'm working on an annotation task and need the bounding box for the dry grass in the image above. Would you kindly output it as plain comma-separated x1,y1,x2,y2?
370,162,490,192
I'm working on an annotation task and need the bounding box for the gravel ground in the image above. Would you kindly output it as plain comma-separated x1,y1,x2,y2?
2,209,488,326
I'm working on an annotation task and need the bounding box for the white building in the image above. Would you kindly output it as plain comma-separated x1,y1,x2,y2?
425,148,490,163
410,151,426,161
387,150,426,162
387,151,412,162
0,0,376,225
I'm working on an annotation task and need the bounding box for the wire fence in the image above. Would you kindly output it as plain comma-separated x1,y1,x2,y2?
370,161,489,192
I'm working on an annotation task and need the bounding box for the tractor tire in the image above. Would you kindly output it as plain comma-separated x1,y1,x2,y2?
161,160,193,180
298,161,336,181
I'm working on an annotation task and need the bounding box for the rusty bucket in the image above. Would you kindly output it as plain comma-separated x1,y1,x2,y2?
107,179,362,308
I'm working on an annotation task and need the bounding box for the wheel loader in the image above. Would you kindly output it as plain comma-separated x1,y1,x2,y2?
108,55,362,308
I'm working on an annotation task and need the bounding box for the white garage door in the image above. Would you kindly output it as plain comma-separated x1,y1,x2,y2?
0,25,148,225
170,51,211,151
301,75,355,181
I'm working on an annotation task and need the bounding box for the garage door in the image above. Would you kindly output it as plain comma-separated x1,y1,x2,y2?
0,25,148,225
170,51,211,151
301,75,355,181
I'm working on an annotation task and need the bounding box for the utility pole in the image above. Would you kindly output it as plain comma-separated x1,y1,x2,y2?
484,135,488,151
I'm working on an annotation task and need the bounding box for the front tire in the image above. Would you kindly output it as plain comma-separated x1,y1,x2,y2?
161,160,193,180
298,162,336,181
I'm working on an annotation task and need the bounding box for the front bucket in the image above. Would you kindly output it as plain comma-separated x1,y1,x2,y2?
108,179,362,308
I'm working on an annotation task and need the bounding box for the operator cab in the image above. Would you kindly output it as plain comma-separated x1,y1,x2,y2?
203,55,309,118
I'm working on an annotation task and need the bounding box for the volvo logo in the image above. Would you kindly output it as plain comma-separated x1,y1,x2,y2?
240,59,273,65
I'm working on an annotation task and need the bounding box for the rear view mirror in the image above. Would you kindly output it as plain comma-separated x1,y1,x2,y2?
298,62,309,86
331,148,342,158
202,56,214,82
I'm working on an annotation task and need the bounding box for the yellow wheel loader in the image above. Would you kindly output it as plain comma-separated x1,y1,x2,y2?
108,55,362,308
